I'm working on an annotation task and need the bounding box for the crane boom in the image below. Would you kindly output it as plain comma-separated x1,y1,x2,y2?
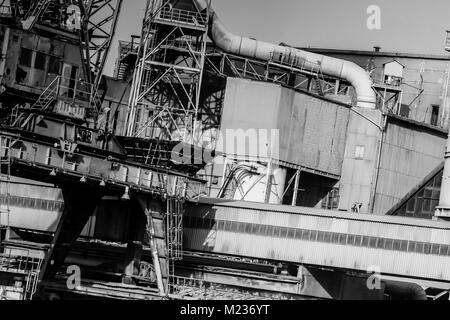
78,0,123,90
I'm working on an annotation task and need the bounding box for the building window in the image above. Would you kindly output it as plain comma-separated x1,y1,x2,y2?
321,188,340,210
431,105,440,127
399,104,410,118
34,52,46,70
19,48,32,67
355,145,365,160
48,56,61,74
145,110,154,138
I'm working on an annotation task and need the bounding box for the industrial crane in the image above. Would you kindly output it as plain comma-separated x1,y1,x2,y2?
12,0,123,104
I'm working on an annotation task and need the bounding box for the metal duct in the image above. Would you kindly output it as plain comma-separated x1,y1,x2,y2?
383,280,427,300
193,0,376,108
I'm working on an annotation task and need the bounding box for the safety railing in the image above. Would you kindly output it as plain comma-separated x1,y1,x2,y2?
57,76,94,103
268,51,322,76
11,76,98,129
18,1,79,33
156,7,208,27
21,0,51,30
0,246,43,275
119,40,140,58
26,76,94,112
0,245,43,300
371,72,403,88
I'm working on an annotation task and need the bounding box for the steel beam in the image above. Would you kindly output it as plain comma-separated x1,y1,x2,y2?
78,0,123,90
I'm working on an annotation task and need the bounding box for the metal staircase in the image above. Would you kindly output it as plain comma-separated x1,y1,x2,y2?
21,0,51,30
10,77,59,128
31,76,60,111
0,247,43,300
24,272,39,300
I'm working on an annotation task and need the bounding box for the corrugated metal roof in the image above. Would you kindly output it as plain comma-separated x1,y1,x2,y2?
194,197,450,230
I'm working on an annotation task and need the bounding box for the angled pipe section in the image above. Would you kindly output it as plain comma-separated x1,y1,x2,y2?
383,280,427,300
193,0,376,108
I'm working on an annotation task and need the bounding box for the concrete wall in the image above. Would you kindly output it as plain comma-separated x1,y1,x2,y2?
220,78,351,176
373,116,446,215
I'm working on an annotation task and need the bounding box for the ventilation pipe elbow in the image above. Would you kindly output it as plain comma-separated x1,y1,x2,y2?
193,0,376,108
384,280,427,300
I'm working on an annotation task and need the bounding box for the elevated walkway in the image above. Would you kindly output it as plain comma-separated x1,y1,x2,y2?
184,198,450,285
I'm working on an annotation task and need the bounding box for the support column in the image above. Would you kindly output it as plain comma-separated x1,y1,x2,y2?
264,161,273,204
292,170,301,206
39,184,103,281
136,195,167,296
122,206,146,284
123,242,143,284
435,131,450,219
334,79,341,95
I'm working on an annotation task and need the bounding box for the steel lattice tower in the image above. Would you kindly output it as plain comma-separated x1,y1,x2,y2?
125,0,210,143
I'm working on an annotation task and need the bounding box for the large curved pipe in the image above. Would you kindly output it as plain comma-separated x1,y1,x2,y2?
384,280,427,300
193,0,376,108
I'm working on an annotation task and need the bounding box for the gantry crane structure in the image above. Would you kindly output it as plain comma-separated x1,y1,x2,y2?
124,0,210,144
0,0,213,300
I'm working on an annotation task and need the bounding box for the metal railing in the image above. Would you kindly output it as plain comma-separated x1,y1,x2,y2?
21,0,51,30
10,76,97,128
0,247,42,275
268,51,322,76
156,7,208,27
0,245,43,300
119,40,140,58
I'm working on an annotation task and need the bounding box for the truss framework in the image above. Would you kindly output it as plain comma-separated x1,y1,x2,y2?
78,0,123,90
205,49,352,100
125,0,210,143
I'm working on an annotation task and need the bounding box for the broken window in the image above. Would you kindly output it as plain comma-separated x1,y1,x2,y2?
34,52,46,70
48,56,61,75
19,48,32,67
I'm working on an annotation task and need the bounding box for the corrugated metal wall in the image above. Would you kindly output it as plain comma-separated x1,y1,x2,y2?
220,78,351,176
185,200,450,281
374,117,446,214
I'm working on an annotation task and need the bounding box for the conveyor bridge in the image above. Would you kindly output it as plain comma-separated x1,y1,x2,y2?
184,198,450,286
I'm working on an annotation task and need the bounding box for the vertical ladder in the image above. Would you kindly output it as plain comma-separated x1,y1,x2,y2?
0,136,11,242
166,196,184,294
24,257,43,300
